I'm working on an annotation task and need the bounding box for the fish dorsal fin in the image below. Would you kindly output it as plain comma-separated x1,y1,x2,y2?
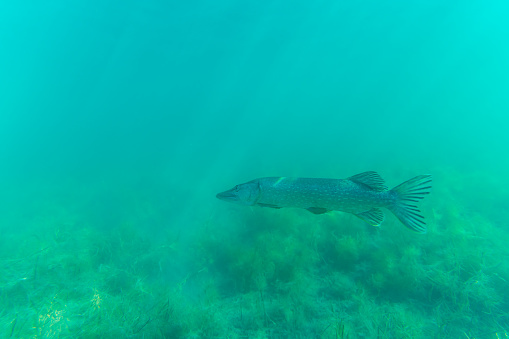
348,171,388,191
355,208,385,227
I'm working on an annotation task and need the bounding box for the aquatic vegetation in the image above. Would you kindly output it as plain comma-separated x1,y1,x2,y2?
1,169,508,338
0,220,224,338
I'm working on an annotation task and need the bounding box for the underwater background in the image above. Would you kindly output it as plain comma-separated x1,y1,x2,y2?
1,1,509,338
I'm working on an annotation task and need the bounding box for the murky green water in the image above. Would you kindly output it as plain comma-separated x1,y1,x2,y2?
1,1,508,337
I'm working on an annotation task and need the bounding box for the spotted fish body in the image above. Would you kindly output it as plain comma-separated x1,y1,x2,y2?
216,171,432,233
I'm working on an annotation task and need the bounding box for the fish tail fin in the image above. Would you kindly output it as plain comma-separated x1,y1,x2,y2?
388,175,432,233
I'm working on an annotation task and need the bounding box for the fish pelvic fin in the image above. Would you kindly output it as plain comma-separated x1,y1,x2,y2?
388,175,432,233
356,208,385,227
306,207,329,214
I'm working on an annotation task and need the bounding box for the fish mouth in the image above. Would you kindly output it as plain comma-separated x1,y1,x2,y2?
216,190,237,201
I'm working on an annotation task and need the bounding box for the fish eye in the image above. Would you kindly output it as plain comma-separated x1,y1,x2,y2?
234,185,239,191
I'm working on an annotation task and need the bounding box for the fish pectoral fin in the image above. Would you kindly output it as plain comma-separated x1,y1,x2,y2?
355,208,385,227
306,207,329,214
348,171,388,191
257,203,282,209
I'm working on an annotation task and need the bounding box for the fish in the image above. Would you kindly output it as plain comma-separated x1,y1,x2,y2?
216,171,432,233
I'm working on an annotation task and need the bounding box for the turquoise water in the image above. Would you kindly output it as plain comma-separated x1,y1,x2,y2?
1,1,508,337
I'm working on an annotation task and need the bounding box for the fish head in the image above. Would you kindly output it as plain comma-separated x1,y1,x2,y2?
216,180,260,205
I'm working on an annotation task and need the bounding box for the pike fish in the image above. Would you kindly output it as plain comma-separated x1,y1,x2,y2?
216,171,432,233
